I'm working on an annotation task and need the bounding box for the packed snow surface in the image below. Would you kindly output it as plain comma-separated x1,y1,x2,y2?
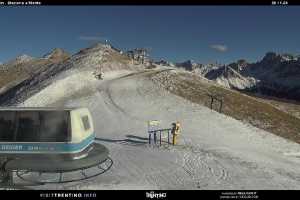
16,69,300,190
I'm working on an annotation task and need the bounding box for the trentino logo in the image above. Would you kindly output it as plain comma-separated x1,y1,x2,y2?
146,191,167,199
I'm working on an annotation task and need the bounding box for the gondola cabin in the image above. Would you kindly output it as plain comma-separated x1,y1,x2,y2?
0,107,95,160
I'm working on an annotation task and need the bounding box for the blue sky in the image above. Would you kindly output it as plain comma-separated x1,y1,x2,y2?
1,6,300,64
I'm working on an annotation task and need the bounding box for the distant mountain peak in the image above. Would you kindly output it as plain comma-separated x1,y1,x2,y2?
75,42,114,56
155,59,175,67
183,59,197,65
91,42,108,48
261,52,298,63
4,54,34,66
43,48,70,63
16,54,33,61
176,60,200,71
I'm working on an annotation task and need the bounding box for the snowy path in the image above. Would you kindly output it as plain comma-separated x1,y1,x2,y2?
19,69,300,190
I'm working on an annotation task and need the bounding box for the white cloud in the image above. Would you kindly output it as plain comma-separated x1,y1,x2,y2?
210,44,228,52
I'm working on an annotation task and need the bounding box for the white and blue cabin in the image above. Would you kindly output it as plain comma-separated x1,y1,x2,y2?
0,107,95,160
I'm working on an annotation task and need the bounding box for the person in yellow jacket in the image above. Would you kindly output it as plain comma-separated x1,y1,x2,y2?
171,122,180,145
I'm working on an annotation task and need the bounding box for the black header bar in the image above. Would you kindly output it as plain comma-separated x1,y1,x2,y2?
0,0,299,6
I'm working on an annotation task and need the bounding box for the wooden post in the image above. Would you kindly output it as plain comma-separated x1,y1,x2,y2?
168,130,170,144
210,97,214,110
59,172,63,182
160,131,162,146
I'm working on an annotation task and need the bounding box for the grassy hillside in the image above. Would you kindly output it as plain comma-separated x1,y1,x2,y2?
0,59,48,89
150,70,300,144
0,52,70,93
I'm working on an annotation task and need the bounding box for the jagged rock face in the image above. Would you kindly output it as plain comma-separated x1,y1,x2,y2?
244,54,300,100
3,54,34,67
175,60,200,71
262,52,279,62
192,63,220,76
205,66,257,90
175,60,223,78
206,52,300,101
155,59,175,67
227,60,249,73
170,52,300,101
243,53,300,84
204,65,224,80
43,48,70,63
216,67,257,90
13,54,34,64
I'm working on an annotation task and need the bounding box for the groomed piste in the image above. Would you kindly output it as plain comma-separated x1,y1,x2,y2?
10,66,300,190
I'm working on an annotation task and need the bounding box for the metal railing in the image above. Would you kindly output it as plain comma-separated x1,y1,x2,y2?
148,128,172,146
207,93,224,113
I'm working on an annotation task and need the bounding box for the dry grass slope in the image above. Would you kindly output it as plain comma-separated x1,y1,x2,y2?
150,70,300,144
0,53,70,90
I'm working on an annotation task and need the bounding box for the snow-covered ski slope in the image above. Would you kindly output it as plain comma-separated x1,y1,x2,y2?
19,69,300,190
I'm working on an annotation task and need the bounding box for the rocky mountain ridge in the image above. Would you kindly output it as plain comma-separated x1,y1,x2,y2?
174,52,300,101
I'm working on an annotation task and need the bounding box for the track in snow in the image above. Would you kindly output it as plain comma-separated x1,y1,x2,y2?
12,69,300,190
